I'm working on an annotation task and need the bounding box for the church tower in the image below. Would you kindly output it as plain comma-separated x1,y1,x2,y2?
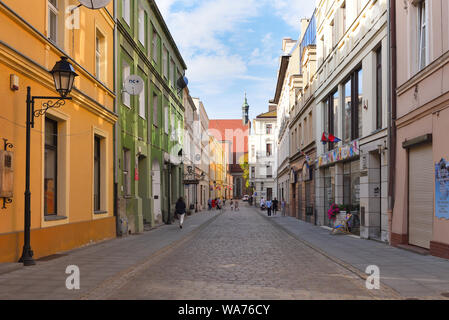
242,93,249,125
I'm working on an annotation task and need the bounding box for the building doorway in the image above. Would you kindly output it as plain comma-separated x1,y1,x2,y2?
152,160,162,224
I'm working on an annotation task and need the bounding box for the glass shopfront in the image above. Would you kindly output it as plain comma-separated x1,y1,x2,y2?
343,160,361,235
324,166,335,227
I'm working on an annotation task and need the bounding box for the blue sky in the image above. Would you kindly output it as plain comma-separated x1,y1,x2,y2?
156,0,315,120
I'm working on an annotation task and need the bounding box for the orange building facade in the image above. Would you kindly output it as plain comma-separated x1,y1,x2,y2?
0,0,117,262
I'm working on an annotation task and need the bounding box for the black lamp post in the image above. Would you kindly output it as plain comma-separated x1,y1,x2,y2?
19,57,78,266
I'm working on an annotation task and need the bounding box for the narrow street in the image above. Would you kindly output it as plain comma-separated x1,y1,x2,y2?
85,204,395,300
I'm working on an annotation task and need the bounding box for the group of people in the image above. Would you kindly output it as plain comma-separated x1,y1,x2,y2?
259,197,286,217
207,197,240,211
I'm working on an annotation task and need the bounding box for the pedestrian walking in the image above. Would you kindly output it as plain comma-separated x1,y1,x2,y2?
234,199,239,211
212,198,216,209
175,197,187,229
266,199,272,216
281,198,286,217
208,198,212,210
260,197,266,210
272,198,278,215
216,198,221,210
230,199,234,211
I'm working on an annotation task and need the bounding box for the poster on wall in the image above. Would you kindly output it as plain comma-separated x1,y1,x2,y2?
436,158,449,219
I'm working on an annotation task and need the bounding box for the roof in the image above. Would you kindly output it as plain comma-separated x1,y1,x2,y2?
256,110,277,119
209,119,250,153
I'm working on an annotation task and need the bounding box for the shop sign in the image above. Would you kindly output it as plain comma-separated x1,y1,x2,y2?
318,140,359,167
436,158,449,219
302,162,312,181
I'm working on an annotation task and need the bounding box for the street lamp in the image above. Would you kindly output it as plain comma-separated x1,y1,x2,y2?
19,57,78,266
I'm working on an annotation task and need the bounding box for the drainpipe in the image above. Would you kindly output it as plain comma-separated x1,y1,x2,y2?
387,0,397,244
113,0,120,237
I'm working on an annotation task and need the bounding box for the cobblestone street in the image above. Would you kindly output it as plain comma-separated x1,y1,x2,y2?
92,204,397,300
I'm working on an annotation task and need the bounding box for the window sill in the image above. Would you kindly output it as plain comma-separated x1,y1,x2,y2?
44,215,67,222
94,210,108,215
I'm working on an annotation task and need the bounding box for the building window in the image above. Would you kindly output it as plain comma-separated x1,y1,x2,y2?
251,145,255,158
139,80,146,118
95,30,106,82
48,0,58,44
340,1,346,36
138,7,146,46
122,60,131,107
324,89,339,150
45,118,58,216
418,0,427,70
94,136,101,212
122,0,130,25
343,68,363,142
163,46,168,79
152,29,158,63
164,106,169,134
267,166,273,178
376,47,382,130
123,148,131,196
251,166,255,178
153,93,158,127
266,124,272,134
266,143,272,157
170,59,175,87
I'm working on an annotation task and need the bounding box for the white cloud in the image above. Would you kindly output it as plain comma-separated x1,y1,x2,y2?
271,0,315,31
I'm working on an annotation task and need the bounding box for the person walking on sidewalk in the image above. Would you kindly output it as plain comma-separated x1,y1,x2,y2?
208,198,212,210
175,197,187,229
260,197,266,210
272,198,278,215
266,199,272,216
230,198,234,211
281,198,286,217
234,199,239,211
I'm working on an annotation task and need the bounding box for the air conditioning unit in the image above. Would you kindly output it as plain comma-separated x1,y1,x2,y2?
0,150,14,198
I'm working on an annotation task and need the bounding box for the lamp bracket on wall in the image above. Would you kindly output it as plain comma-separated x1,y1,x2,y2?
1,138,13,209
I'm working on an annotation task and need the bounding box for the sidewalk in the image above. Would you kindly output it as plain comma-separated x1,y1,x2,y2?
0,210,220,300
261,212,449,299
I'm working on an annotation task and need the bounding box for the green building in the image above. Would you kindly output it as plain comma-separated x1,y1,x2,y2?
116,0,186,234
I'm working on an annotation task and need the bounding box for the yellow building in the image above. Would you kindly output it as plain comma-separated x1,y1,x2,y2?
0,0,117,262
209,135,227,199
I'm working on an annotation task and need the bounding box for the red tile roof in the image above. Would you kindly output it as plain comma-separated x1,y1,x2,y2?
209,119,250,153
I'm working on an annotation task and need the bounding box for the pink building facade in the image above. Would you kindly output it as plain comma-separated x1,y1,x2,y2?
392,0,449,259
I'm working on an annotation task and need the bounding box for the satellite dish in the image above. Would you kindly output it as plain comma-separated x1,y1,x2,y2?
124,75,144,96
78,0,112,9
176,76,189,90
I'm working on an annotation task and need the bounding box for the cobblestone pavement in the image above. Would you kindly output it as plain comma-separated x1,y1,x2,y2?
0,211,220,300
99,204,399,300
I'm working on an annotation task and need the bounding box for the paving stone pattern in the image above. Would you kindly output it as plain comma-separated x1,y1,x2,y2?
104,206,396,300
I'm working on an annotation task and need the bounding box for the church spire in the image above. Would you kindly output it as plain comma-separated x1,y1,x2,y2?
242,92,249,125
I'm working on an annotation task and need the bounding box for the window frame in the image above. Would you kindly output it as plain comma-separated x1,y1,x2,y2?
93,135,101,212
44,118,58,216
48,0,59,44
376,46,382,130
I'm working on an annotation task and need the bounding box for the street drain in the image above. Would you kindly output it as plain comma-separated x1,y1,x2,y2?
441,292,449,298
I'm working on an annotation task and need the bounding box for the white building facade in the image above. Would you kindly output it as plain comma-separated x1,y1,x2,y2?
314,0,389,241
249,106,278,205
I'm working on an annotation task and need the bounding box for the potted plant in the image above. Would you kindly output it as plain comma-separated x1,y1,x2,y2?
327,203,340,222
